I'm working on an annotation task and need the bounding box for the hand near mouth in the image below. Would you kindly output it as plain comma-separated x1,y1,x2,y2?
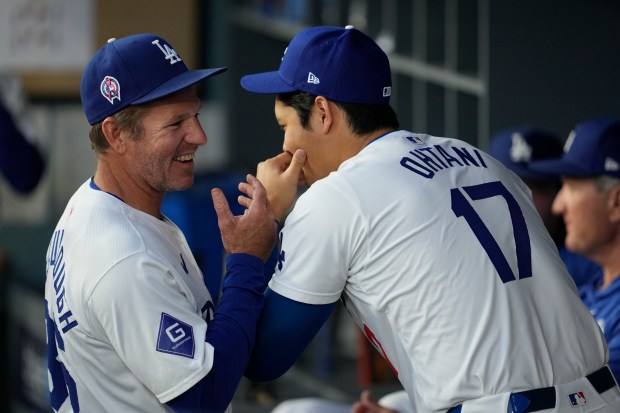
256,149,307,222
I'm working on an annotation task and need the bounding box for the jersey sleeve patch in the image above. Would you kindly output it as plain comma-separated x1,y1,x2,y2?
156,313,195,358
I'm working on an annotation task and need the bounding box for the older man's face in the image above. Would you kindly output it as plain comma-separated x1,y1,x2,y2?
124,88,207,194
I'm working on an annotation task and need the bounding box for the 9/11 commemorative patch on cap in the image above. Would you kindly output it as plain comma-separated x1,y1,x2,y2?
100,76,121,104
156,313,195,358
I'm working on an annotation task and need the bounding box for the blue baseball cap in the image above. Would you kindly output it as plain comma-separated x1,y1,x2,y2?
80,33,227,125
529,118,620,179
240,25,392,105
489,126,563,182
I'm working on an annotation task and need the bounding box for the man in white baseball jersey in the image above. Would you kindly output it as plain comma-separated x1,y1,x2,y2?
232,25,620,412
44,33,275,413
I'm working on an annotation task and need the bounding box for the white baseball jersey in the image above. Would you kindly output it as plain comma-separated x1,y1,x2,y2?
45,179,218,412
269,130,609,412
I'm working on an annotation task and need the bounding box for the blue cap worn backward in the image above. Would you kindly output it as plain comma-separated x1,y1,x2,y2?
240,25,392,105
529,118,620,179
80,33,227,125
489,126,563,182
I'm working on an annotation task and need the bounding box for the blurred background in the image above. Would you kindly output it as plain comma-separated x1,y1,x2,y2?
1,0,619,412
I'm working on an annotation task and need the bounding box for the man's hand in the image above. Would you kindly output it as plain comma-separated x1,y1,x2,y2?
256,149,306,222
351,390,399,413
211,174,276,261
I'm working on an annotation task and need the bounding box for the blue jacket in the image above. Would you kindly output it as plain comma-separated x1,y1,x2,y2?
580,272,620,381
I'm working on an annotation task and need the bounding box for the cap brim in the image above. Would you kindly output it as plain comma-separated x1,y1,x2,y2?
507,163,559,183
133,67,227,104
529,158,594,177
240,71,298,94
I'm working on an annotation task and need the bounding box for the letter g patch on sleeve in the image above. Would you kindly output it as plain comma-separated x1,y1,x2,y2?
156,313,195,358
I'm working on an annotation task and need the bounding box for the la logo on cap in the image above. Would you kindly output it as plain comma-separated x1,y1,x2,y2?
510,133,533,163
152,39,182,64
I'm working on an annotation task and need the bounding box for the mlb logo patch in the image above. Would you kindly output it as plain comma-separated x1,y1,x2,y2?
156,313,195,358
405,135,424,144
568,391,587,407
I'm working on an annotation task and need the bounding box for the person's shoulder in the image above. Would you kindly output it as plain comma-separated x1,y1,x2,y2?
302,172,358,207
62,183,147,262
285,177,365,233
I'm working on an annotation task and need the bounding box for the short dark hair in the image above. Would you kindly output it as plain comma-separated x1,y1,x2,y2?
277,91,399,135
88,105,149,153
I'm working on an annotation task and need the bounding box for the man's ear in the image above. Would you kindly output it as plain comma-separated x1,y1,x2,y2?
315,96,333,134
101,116,127,153
609,184,620,223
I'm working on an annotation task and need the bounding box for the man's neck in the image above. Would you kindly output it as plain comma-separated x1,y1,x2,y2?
93,163,163,219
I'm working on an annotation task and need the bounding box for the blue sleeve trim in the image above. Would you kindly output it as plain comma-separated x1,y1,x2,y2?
244,288,337,381
167,252,265,411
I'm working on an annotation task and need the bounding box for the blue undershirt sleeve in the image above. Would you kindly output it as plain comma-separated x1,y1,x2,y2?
244,288,337,381
261,220,281,291
167,253,265,412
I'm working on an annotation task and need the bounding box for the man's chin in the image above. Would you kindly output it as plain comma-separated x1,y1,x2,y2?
564,239,583,255
167,179,194,192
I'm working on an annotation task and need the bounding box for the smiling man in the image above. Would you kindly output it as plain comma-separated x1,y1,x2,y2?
44,33,276,413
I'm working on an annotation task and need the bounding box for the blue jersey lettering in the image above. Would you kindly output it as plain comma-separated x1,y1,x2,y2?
400,145,488,179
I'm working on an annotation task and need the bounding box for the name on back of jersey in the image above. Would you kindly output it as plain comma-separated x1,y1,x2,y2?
47,229,79,334
400,136,488,179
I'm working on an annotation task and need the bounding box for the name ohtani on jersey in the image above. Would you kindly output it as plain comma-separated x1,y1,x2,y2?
400,136,488,179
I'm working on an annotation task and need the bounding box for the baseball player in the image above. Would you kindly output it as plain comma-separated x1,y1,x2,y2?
44,33,275,412
228,25,620,412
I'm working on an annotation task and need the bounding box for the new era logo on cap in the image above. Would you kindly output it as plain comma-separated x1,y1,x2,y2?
307,72,320,84
81,33,227,125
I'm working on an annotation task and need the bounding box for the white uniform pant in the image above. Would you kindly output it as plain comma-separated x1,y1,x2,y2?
457,366,620,413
